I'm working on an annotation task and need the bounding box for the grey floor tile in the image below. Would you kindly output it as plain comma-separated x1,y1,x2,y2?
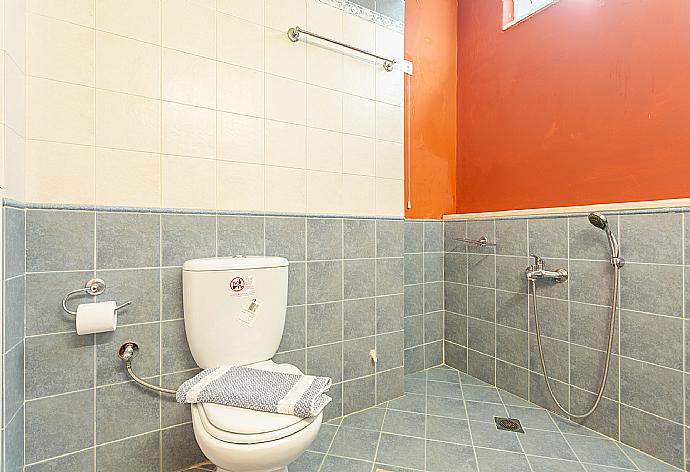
527,456,586,472
465,401,509,422
427,380,463,399
469,421,523,452
564,434,637,469
462,385,502,403
328,426,380,461
340,407,386,431
289,451,324,472
376,433,426,470
518,428,577,460
426,441,477,472
618,443,681,471
386,393,426,414
506,406,558,431
426,415,472,445
426,396,467,419
426,366,461,383
321,455,373,472
382,409,426,438
404,377,426,394
307,423,337,453
475,448,532,472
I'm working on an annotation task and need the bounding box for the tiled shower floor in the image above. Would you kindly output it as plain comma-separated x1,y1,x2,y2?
183,366,678,472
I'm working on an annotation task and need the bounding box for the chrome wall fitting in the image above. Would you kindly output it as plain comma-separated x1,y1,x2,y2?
118,342,177,395
525,254,568,282
453,236,497,247
287,26,396,71
61,278,132,316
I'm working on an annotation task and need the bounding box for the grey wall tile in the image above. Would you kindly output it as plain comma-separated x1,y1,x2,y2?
496,256,529,293
620,310,682,369
96,431,160,472
468,254,495,288
4,275,25,348
307,260,343,303
529,296,568,341
5,407,24,472
161,214,216,266
467,285,495,322
344,259,375,299
4,207,25,278
25,270,93,335
496,361,528,399
323,383,343,421
468,317,495,356
467,350,495,384
529,334,569,383
529,372,569,412
266,217,305,261
620,357,683,423
377,219,403,257
344,297,375,340
423,281,443,313
96,381,160,444
404,346,425,374
496,219,528,256
343,375,376,415
444,311,467,346
496,291,528,331
404,220,423,253
404,315,423,348
445,341,467,372
343,336,375,380
467,220,495,254
26,332,93,399
162,370,198,428
307,343,342,383
620,213,683,264
25,449,93,472
569,302,618,352
274,349,306,373
288,261,306,306
570,259,615,306
528,218,568,259
4,342,24,421
344,219,375,259
569,215,618,261
424,311,443,343
620,404,684,469
25,390,94,464
27,210,94,272
444,282,466,315
444,221,466,252
569,345,618,399
161,319,197,374
279,305,306,352
376,366,404,402
376,258,403,295
307,302,342,346
570,389,619,439
217,215,264,256
424,221,443,252
161,423,206,472
620,263,683,317
96,212,160,269
377,293,403,333
404,253,423,285
161,267,183,320
96,268,160,325
377,331,404,371
405,283,424,316
424,252,444,282
444,252,467,284
307,218,342,260
496,325,528,368
96,322,160,385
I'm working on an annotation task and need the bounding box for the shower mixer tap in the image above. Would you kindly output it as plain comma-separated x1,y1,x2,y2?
525,254,568,282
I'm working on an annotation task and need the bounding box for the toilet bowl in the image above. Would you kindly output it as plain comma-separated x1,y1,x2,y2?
189,361,322,472
181,257,325,472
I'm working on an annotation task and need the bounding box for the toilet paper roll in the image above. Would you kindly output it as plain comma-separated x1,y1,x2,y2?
76,301,118,335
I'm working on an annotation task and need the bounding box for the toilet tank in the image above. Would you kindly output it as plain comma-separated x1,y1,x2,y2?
182,256,289,368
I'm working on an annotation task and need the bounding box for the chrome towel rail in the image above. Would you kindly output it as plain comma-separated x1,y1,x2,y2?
453,236,497,247
287,26,396,72
118,342,177,395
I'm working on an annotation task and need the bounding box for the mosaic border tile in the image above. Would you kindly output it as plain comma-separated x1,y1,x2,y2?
319,0,404,33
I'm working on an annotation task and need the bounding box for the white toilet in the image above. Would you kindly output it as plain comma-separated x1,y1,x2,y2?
182,256,323,472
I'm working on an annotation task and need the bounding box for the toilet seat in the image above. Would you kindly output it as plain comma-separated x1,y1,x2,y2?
194,361,318,445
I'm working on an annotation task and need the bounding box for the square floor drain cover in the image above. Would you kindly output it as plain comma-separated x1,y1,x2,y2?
494,416,524,433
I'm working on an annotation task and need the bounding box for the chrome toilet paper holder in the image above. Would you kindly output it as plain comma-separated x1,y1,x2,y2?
61,278,132,316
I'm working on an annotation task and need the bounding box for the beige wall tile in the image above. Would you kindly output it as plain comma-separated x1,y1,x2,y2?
95,148,161,207
265,120,306,169
4,128,26,201
217,161,264,211
26,140,95,204
217,62,264,117
5,0,27,68
375,101,403,144
265,27,306,81
162,101,216,158
375,140,403,180
343,94,375,138
161,155,216,209
306,127,341,173
343,12,374,52
218,13,264,71
96,0,161,44
217,111,264,164
306,43,342,91
342,134,375,176
162,48,216,108
28,0,94,27
28,77,94,145
306,0,342,40
5,57,26,136
376,68,404,106
265,0,305,32
342,55,375,100
375,177,403,217
306,85,342,132
307,170,342,214
217,0,264,24
162,0,216,58
265,166,306,213
27,14,94,86
343,174,375,216
96,31,161,98
375,25,404,63
96,89,160,152
265,74,306,125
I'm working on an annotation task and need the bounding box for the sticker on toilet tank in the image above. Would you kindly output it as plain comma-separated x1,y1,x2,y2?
228,276,256,297
238,298,261,326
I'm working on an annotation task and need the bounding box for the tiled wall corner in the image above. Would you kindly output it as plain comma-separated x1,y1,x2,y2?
403,220,444,375
20,208,404,470
443,210,690,470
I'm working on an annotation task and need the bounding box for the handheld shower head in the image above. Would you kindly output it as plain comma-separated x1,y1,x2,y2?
588,212,624,267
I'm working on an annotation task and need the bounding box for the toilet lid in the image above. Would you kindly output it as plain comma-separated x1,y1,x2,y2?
199,361,306,435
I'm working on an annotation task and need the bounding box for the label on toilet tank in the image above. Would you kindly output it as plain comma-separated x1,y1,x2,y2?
238,298,261,326
228,276,256,298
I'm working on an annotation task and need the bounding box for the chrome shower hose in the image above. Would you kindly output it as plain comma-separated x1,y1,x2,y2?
530,265,619,419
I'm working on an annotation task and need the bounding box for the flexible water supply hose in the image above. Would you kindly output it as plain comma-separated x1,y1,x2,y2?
530,265,619,419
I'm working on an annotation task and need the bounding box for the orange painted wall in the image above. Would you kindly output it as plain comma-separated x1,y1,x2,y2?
404,0,458,219
456,0,690,213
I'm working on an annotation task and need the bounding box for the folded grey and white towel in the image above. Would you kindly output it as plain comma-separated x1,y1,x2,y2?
176,366,332,418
